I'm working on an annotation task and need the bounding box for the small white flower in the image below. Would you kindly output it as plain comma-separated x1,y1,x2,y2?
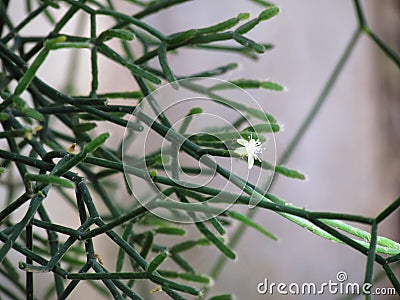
234,135,263,169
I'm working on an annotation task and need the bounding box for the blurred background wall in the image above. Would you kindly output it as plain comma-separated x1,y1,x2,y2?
2,0,399,299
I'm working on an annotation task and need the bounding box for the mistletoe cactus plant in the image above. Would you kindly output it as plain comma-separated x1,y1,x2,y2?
0,0,399,299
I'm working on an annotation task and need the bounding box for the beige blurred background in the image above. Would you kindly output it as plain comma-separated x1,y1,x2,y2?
2,0,400,299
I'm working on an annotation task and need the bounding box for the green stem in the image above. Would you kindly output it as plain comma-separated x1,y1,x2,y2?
364,29,400,69
364,221,378,300
209,27,363,286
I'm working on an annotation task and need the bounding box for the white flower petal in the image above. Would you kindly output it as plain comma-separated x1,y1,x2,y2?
247,154,255,169
234,147,247,156
236,138,248,146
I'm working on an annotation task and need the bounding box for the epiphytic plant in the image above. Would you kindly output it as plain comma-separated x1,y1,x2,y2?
0,1,399,299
